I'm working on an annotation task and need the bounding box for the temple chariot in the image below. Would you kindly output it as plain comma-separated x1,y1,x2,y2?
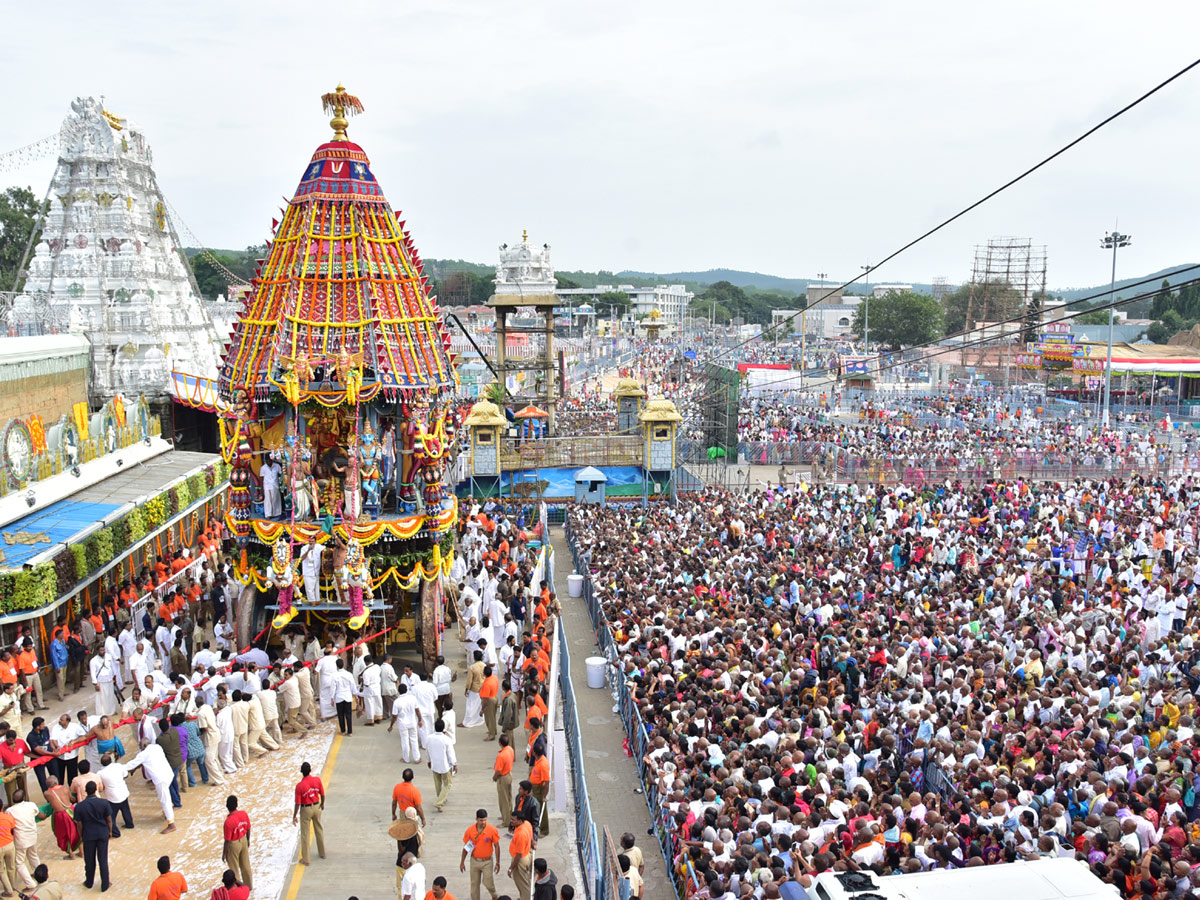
216,86,458,667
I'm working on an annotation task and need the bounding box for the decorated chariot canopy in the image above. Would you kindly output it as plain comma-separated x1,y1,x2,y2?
215,86,458,635
218,85,456,404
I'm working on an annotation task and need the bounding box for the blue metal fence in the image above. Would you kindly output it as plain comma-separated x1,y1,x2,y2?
563,519,691,898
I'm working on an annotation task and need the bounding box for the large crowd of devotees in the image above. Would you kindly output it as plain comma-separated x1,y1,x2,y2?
0,504,593,900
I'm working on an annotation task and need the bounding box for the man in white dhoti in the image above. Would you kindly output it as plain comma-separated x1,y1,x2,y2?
315,649,338,721
387,684,420,762
360,655,383,723
129,641,151,689
301,538,324,606
103,630,124,697
118,622,137,684
89,646,117,717
262,459,283,519
122,741,179,833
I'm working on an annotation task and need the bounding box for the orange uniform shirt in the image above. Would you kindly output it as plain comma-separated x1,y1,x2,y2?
479,674,499,700
509,820,533,859
392,781,422,811
463,822,501,859
148,871,188,900
17,650,36,676
531,755,549,786
494,745,514,777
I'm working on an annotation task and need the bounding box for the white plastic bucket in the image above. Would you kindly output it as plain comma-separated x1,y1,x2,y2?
585,656,607,689
567,573,584,598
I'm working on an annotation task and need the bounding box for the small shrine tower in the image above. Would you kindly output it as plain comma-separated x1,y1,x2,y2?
639,398,682,500
613,377,646,433
488,231,559,434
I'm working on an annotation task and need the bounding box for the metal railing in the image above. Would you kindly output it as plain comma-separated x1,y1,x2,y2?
558,617,605,899
564,519,691,899
501,435,642,470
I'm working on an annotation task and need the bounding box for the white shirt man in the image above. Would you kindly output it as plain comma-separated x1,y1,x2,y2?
380,659,399,701
390,686,420,763
193,644,215,671
117,624,138,681
123,742,177,826
215,618,234,652
301,541,324,606
129,642,151,688
103,632,124,690
155,624,174,675
216,702,238,773
413,679,438,748
90,649,117,717
400,859,426,900
360,659,383,721
429,657,451,700
98,756,131,805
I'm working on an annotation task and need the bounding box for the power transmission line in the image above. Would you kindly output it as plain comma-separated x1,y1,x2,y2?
707,55,1200,363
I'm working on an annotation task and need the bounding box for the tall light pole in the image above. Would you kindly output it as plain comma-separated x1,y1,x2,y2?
861,264,873,366
1101,230,1131,426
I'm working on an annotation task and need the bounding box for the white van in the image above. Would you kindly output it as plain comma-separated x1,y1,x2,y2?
810,859,1118,900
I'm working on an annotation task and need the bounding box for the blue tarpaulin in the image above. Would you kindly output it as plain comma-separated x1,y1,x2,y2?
0,499,123,569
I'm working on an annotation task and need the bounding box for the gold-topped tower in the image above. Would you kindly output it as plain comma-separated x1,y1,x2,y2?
321,83,364,140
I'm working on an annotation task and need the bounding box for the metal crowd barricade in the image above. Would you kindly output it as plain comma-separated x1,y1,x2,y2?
557,617,604,899
563,519,692,899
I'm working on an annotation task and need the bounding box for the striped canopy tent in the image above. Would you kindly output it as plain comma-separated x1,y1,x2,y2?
217,86,455,405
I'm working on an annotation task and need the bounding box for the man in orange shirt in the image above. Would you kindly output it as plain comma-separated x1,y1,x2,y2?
424,875,456,900
507,815,533,900
148,855,188,900
170,552,188,576
153,557,169,585
459,808,500,900
16,641,44,713
529,745,550,837
0,803,16,897
391,768,426,827
479,666,500,741
493,735,514,828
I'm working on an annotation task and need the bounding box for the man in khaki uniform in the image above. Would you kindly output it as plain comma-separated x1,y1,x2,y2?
222,795,252,889
294,665,318,727
292,761,325,866
255,685,284,746
247,691,279,754
277,670,306,734
196,698,225,786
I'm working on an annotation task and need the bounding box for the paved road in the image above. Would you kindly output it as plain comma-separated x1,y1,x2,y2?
550,526,671,893
290,624,578,900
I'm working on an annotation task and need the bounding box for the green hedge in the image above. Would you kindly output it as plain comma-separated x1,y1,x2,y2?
71,544,88,580
126,507,146,543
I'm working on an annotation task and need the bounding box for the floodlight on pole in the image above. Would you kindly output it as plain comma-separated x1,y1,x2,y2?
1100,230,1131,427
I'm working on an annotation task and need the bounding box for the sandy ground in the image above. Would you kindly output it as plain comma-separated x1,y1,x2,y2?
21,706,334,900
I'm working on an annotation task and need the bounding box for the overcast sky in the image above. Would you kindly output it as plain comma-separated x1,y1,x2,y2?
4,1,1199,291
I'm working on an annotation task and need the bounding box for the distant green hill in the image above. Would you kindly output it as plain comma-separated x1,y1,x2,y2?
197,251,1197,313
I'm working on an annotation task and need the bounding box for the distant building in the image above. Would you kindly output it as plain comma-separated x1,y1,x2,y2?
806,283,844,307
872,284,913,298
773,298,863,339
556,284,693,323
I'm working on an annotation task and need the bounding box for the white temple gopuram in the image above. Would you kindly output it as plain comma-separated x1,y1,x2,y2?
12,97,222,405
